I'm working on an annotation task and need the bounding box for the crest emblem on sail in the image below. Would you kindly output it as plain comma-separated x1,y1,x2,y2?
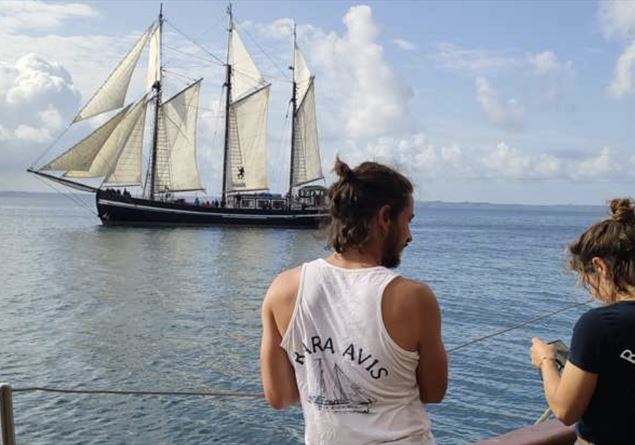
291,44,323,187
225,27,270,193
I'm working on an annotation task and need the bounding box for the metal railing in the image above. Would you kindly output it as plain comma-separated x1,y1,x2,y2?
1,381,578,445
1,383,263,445
1,384,15,445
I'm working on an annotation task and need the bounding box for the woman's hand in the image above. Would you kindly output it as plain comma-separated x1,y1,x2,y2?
530,337,556,368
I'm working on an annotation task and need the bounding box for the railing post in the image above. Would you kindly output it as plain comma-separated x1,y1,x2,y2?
0,384,16,445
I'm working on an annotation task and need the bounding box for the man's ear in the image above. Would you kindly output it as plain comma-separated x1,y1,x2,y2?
377,204,392,232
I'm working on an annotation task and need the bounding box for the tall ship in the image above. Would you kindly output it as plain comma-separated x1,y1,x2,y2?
27,6,329,228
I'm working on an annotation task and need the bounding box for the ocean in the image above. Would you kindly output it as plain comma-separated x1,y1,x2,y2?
0,192,603,444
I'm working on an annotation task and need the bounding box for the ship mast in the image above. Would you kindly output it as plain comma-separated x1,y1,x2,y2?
221,3,233,207
287,24,298,204
148,4,163,201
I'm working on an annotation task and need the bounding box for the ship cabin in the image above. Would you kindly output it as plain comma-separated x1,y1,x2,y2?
227,193,287,211
295,185,328,209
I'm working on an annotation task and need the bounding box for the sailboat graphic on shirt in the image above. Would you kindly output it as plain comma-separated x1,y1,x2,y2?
308,358,376,414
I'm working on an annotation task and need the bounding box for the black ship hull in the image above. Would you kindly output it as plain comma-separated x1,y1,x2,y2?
96,191,329,228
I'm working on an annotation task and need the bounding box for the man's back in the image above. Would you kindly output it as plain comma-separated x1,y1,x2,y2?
282,258,436,444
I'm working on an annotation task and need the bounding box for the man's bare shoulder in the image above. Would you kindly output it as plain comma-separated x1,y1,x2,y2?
264,266,302,308
386,277,436,306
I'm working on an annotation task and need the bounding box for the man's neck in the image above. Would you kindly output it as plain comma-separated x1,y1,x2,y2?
327,248,382,269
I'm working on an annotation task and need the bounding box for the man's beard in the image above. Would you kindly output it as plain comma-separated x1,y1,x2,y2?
381,226,404,269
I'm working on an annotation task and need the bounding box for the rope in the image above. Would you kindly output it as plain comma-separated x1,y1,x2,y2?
235,19,291,82
164,19,226,66
31,174,98,218
29,124,72,169
535,408,552,424
12,387,262,398
447,299,592,353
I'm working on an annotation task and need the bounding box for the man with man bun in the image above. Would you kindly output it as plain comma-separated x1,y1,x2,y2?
260,158,447,445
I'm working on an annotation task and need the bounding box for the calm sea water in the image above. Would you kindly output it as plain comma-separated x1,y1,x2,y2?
0,192,604,444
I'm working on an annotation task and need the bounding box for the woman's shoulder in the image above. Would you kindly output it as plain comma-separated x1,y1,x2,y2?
574,306,608,334
575,302,635,334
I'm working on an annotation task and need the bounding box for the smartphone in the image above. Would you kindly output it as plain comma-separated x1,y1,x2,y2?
548,339,570,371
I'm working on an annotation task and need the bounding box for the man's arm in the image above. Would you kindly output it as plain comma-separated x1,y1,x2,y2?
383,279,448,404
260,269,301,410
414,283,448,403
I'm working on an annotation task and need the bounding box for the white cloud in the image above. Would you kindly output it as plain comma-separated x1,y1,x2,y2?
609,39,635,98
574,146,621,179
527,50,571,75
344,134,633,185
0,54,80,140
0,124,11,141
343,133,463,184
429,43,517,73
248,17,295,40
393,39,416,51
0,53,80,176
475,77,524,131
481,142,564,179
598,0,635,41
526,50,574,102
309,5,414,140
39,106,63,129
0,0,97,33
598,1,635,99
14,124,52,143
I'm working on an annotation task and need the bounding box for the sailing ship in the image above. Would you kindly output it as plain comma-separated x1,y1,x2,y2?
308,359,376,414
27,6,329,228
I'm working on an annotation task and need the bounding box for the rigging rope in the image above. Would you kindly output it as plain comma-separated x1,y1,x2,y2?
162,44,221,66
29,124,73,169
446,298,592,353
235,19,291,82
31,174,98,218
164,19,226,67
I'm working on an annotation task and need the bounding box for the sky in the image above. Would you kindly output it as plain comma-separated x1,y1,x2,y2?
1,0,635,205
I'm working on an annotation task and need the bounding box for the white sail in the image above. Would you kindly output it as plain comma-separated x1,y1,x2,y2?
294,43,312,105
104,101,148,185
157,80,203,192
229,28,265,100
65,97,148,178
292,79,323,186
226,86,270,193
41,106,131,172
146,25,161,90
291,44,323,187
73,25,152,122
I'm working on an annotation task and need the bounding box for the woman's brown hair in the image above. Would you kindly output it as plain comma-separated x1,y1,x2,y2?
568,198,635,299
327,157,413,253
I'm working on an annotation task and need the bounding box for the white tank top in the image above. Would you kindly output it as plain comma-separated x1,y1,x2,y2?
280,258,436,445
